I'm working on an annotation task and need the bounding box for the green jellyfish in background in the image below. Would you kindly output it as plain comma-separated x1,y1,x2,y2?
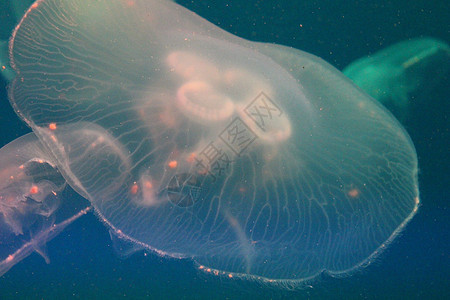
343,37,450,121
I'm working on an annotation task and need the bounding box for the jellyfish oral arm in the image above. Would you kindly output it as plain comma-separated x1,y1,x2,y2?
0,206,91,277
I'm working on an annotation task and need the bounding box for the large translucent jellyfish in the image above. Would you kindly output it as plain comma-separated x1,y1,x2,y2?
4,0,419,287
343,37,450,121
0,133,91,276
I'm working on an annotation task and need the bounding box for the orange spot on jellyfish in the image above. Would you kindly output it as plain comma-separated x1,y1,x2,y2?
48,123,57,130
130,183,139,195
347,188,360,198
168,160,178,169
29,185,39,195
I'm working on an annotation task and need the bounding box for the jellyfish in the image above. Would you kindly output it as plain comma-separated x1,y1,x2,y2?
0,132,91,276
343,37,450,121
3,0,419,287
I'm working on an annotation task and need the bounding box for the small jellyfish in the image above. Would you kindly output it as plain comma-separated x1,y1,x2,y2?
0,133,91,276
343,37,450,121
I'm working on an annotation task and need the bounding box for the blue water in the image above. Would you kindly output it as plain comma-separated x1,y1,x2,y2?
0,0,448,299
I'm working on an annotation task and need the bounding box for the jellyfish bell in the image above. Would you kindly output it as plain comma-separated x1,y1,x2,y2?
0,134,64,233
166,51,222,82
7,0,419,287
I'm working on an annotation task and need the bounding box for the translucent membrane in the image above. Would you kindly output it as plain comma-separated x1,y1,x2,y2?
6,0,419,287
0,133,91,276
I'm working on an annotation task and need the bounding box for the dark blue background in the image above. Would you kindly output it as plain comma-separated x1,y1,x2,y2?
0,0,448,299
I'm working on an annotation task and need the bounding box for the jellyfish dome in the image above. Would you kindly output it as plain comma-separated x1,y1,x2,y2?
6,0,419,287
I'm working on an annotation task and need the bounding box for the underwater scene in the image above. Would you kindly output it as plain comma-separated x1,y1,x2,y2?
0,0,448,299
